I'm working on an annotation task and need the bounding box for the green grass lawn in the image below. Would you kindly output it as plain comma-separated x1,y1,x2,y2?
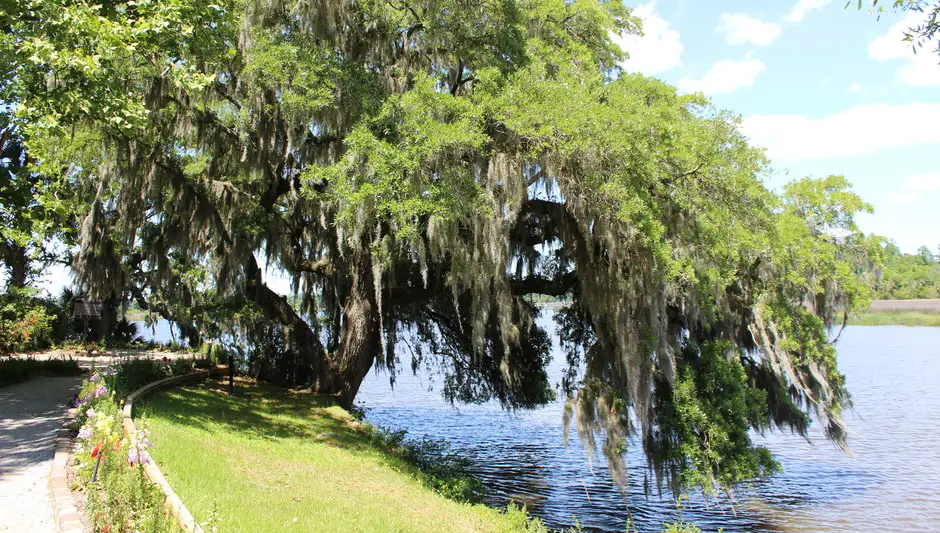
136,381,540,533
848,311,940,327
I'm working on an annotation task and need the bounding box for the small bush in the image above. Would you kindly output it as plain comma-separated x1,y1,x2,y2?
110,320,143,345
0,288,57,353
104,356,211,397
0,357,82,387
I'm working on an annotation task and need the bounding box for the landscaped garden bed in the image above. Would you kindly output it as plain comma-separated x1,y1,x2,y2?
68,357,217,533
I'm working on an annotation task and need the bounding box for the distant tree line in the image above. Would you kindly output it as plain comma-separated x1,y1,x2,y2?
872,243,940,299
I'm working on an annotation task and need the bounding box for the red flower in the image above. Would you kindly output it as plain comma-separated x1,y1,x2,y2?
103,524,110,532
91,443,102,458
113,440,121,452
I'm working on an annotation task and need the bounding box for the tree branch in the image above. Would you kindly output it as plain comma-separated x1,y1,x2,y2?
510,270,578,296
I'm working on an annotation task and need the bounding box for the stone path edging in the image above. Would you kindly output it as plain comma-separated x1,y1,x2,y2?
48,407,83,533
49,366,227,533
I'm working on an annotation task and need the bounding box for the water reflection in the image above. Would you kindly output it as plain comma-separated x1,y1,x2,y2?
358,320,940,533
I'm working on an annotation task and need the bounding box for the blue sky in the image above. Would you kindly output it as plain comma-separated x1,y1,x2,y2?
612,0,940,253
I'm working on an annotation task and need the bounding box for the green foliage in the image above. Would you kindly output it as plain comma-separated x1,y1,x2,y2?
0,109,83,291
111,319,143,345
104,356,211,398
0,356,81,386
0,287,58,353
648,341,780,496
860,1,940,54
871,242,939,299
5,0,882,498
849,310,940,327
662,519,703,533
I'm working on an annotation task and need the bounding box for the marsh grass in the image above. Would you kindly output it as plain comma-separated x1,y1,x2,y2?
849,311,940,327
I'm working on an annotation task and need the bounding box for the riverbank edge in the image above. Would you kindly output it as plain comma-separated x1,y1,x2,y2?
848,310,940,327
137,380,553,533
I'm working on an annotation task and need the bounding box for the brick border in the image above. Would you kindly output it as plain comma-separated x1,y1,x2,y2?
49,406,83,533
49,366,227,533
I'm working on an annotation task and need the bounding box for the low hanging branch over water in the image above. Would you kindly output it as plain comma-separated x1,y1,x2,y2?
6,0,881,497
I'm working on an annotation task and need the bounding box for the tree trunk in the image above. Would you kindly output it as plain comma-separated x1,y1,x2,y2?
244,252,378,408
3,242,30,289
327,255,380,408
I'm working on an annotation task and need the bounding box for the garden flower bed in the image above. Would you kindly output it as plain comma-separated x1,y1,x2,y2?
72,371,179,532
68,357,216,533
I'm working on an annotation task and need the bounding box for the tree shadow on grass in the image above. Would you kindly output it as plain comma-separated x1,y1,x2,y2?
134,379,400,459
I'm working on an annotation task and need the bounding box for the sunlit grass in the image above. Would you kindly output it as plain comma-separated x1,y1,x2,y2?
849,311,940,327
136,380,541,533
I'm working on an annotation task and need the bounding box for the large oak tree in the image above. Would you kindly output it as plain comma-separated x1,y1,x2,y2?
4,0,877,495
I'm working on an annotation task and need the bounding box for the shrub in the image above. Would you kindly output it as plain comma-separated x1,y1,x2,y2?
110,320,143,345
103,356,211,398
0,288,57,353
0,357,82,387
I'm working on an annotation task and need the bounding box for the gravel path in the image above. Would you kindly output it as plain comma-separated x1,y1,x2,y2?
0,376,83,533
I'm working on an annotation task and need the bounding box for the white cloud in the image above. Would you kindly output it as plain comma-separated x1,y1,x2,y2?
717,13,782,47
887,191,919,206
783,0,832,23
613,2,683,76
677,59,765,95
886,173,940,205
869,11,940,87
903,172,940,192
847,82,865,93
740,102,940,162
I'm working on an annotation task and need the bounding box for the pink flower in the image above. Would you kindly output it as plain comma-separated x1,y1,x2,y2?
94,385,107,398
128,448,151,467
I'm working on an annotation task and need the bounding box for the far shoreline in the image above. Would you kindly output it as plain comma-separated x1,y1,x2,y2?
851,299,940,327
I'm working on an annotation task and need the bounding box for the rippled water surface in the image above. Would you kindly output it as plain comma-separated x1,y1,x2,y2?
356,321,940,532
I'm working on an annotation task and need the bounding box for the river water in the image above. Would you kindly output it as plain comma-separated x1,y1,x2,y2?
357,319,940,533
138,318,940,532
